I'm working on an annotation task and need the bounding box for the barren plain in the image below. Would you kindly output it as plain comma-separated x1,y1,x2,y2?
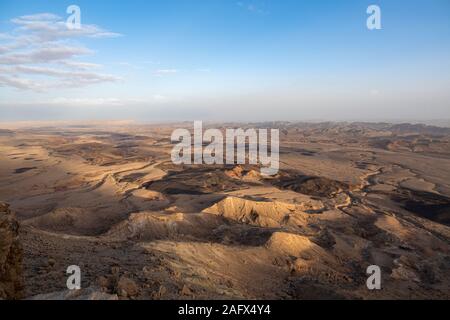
0,122,449,299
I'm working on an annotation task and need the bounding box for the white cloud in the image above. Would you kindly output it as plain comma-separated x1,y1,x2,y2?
10,13,122,42
60,60,102,70
116,62,144,70
0,96,176,109
0,32,14,40
196,68,211,73
0,45,93,65
0,74,45,91
154,69,179,76
236,2,268,15
48,97,126,107
11,13,60,22
0,12,122,91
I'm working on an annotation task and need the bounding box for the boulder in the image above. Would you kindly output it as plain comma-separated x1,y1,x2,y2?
117,276,139,298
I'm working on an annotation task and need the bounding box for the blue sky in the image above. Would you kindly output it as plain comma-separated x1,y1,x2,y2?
0,0,449,121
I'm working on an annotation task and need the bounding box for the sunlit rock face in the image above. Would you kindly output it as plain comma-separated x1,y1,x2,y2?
0,202,23,300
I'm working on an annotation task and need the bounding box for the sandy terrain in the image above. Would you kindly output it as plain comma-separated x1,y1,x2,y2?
0,122,449,299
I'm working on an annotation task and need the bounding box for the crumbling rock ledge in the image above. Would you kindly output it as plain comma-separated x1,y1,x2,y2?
0,202,23,300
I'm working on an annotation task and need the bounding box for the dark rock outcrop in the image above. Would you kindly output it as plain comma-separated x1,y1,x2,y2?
0,203,23,299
